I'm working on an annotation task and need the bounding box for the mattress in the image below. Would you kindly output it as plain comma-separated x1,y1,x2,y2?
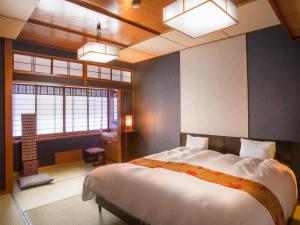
82,147,297,225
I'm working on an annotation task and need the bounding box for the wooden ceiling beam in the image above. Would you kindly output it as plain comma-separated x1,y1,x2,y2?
268,0,294,39
232,0,256,6
27,18,129,48
65,0,161,36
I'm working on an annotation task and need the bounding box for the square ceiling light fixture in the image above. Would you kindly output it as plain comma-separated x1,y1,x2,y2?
78,23,119,63
163,0,238,38
78,42,119,63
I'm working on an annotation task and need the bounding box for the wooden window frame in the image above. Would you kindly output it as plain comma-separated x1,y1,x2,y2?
13,50,133,84
12,83,116,141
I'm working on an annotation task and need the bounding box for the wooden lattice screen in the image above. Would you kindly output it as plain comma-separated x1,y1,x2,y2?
21,113,38,176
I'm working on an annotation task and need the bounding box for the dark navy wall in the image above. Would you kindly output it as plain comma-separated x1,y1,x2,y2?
0,38,5,190
134,52,181,156
14,135,101,171
247,25,300,142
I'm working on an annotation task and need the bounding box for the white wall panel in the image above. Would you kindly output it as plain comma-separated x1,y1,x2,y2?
180,35,248,137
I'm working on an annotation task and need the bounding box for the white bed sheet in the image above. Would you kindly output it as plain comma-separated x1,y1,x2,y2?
82,148,297,225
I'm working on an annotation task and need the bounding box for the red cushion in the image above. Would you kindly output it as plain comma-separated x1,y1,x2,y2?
85,147,105,154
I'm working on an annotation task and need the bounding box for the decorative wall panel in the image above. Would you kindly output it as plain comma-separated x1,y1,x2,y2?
247,25,300,142
180,35,248,138
134,52,181,156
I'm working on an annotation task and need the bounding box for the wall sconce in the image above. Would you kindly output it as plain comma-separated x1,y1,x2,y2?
125,115,133,131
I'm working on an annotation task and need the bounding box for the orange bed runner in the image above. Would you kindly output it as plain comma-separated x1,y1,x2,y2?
130,158,286,225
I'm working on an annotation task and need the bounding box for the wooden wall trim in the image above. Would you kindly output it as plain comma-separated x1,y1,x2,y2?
268,0,294,39
4,39,13,193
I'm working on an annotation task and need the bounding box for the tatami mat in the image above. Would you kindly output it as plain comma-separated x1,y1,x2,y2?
13,161,97,211
14,175,85,211
25,195,126,225
0,194,25,225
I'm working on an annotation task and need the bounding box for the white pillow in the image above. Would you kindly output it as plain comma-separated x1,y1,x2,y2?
186,135,209,150
239,138,276,160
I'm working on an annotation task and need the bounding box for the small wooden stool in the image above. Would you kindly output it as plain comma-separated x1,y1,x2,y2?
84,147,106,167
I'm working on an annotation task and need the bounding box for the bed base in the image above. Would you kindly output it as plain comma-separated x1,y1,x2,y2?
96,196,150,225
97,195,296,225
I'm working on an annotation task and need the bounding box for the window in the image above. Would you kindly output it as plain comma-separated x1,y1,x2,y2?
13,53,132,83
14,54,32,72
86,65,111,80
122,71,131,83
112,69,121,81
53,60,68,75
12,85,35,136
113,93,118,123
34,57,51,74
13,84,116,137
100,67,111,80
88,89,108,130
86,65,99,78
69,62,83,77
65,88,88,132
36,86,64,134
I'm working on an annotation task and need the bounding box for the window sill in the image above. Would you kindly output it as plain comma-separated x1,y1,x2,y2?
13,130,105,144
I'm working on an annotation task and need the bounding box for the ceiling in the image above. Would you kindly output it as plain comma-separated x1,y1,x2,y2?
268,0,300,39
0,0,297,63
0,0,39,39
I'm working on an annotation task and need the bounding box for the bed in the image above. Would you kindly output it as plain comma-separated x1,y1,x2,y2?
82,134,298,225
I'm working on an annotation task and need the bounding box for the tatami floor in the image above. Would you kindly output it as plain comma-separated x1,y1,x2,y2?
0,160,126,225
1,161,299,225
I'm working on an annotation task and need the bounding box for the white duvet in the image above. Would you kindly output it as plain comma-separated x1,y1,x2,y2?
82,148,297,225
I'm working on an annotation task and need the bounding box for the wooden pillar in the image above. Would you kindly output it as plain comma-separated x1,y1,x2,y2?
4,39,13,193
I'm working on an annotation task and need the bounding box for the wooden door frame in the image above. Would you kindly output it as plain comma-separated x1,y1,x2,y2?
0,39,13,195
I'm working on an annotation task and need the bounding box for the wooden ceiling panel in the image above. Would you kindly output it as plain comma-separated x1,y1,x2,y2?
285,13,300,30
28,0,155,47
18,23,85,51
274,0,300,17
232,0,257,6
269,0,300,39
83,0,173,33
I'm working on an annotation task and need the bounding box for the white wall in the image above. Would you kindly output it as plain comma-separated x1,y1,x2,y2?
180,34,248,138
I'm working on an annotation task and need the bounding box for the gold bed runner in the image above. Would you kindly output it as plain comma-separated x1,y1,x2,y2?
130,158,286,225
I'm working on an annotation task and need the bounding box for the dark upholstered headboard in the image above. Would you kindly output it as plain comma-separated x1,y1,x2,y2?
180,133,300,191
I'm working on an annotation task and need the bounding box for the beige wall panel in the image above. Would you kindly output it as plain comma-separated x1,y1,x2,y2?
131,36,185,56
223,0,279,36
180,35,248,138
161,30,228,48
118,47,156,63
0,16,26,39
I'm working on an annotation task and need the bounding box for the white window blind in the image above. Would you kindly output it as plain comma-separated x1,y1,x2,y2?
13,93,35,136
88,89,108,130
35,86,64,135
113,95,118,123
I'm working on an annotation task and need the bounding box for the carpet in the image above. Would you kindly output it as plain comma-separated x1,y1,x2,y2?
25,195,127,225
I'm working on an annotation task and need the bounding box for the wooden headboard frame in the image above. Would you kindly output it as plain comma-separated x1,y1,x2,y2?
180,133,300,190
